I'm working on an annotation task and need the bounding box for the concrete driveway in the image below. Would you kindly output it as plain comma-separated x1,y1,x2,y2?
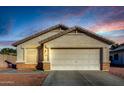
42,71,124,86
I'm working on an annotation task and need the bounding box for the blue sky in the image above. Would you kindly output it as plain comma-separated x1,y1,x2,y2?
0,6,124,49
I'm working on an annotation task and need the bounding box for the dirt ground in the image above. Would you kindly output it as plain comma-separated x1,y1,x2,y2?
109,67,124,78
0,73,47,86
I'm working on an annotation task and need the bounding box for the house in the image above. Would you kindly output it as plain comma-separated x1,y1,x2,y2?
110,43,124,66
12,24,114,71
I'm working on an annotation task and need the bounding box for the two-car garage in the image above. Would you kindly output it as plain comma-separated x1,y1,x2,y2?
50,49,101,70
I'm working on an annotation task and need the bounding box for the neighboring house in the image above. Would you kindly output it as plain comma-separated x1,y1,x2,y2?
12,24,114,71
110,44,124,66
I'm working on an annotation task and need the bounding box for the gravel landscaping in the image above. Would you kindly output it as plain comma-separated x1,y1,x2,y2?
0,70,48,86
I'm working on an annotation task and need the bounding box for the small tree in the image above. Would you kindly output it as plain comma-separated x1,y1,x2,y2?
0,48,17,56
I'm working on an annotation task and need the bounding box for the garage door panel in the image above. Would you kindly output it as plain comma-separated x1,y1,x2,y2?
50,49,100,70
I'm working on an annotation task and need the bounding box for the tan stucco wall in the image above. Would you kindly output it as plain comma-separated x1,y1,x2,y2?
44,32,110,64
45,33,109,48
17,45,24,63
25,48,38,64
103,47,110,63
16,29,61,63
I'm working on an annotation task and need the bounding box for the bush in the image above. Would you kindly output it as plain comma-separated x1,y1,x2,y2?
0,48,17,56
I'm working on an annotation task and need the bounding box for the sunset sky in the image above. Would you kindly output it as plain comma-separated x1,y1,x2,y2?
0,6,124,49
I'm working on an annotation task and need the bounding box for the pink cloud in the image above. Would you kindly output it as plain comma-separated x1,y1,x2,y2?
0,41,14,46
89,20,124,33
109,36,124,44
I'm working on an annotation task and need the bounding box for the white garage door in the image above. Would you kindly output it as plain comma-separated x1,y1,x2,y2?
50,49,100,70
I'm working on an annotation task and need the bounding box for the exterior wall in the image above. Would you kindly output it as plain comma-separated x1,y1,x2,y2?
16,63,36,70
102,63,110,71
110,51,124,65
16,29,61,64
17,45,24,63
122,52,124,65
45,33,109,47
44,32,110,71
43,63,50,70
102,48,110,70
25,48,38,64
103,47,110,63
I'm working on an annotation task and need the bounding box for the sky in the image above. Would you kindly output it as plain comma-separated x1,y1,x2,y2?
0,6,124,49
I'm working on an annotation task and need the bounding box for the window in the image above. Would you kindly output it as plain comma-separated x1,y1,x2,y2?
114,54,118,60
